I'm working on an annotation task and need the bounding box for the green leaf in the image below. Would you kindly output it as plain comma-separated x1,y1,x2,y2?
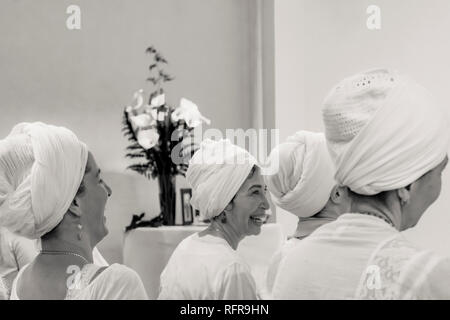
126,143,144,151
145,46,156,54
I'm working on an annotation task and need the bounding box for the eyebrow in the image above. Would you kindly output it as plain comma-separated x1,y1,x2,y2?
248,184,263,190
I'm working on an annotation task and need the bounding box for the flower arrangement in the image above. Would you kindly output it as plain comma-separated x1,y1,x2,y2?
122,46,210,227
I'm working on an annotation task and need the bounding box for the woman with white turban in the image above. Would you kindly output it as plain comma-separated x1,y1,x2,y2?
264,130,350,297
158,139,270,300
274,69,450,299
0,122,148,299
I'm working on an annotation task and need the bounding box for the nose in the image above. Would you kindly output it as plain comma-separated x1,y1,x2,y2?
261,192,270,210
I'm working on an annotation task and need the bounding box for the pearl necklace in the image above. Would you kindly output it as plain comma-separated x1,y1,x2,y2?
40,250,90,264
359,211,395,228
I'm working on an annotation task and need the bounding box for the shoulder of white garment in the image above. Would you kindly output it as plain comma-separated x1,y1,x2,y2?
90,263,148,300
417,255,450,299
0,228,37,269
216,261,257,300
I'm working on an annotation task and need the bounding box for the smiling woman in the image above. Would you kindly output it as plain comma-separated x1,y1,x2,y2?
0,122,148,300
222,166,270,242
158,139,270,300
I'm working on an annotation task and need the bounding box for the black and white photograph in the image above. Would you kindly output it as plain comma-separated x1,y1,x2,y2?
180,188,193,225
2,0,450,310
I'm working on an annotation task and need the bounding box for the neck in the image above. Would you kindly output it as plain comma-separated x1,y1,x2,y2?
206,220,243,250
313,205,340,221
293,210,337,239
350,192,402,230
41,237,94,263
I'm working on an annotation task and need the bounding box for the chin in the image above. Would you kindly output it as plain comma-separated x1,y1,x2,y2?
95,227,108,244
248,226,262,236
102,226,109,238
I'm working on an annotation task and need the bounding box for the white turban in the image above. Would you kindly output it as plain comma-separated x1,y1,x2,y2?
186,139,257,220
0,122,88,239
323,69,450,195
264,131,335,218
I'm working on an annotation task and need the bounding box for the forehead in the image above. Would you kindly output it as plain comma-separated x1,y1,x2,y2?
238,167,264,191
86,151,100,174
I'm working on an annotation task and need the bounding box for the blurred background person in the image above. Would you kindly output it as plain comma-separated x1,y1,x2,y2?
264,130,350,298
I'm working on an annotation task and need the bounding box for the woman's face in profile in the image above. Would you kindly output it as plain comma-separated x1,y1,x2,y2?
78,152,112,245
227,167,270,237
404,155,448,228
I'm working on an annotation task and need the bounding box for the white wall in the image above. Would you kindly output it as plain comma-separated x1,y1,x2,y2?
274,0,450,254
0,0,260,262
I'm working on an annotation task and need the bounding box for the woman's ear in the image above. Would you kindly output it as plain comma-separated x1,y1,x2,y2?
397,186,411,207
224,202,233,213
330,185,348,204
68,198,83,217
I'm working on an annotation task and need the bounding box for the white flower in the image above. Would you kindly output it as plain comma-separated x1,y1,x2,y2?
151,93,165,107
127,89,156,119
136,129,159,150
171,98,211,127
129,113,151,132
126,89,145,113
148,108,158,122
128,113,159,150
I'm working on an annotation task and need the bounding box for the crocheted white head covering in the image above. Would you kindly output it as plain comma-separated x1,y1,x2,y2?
186,139,257,220
322,68,450,195
0,122,88,239
264,131,335,218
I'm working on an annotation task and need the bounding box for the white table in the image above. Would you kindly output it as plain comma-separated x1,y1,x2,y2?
123,223,284,299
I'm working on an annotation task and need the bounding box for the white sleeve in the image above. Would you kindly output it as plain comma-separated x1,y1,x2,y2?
92,264,148,300
216,262,258,300
417,256,450,299
266,250,283,296
0,277,8,300
9,233,37,269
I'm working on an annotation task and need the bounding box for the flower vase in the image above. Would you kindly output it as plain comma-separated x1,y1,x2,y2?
158,174,176,226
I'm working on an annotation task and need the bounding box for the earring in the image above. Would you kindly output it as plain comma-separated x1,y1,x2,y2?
77,224,83,241
400,199,407,206
220,213,227,224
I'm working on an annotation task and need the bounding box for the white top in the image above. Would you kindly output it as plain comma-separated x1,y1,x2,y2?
272,213,450,300
158,233,257,300
0,228,37,299
10,263,148,300
265,237,301,297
